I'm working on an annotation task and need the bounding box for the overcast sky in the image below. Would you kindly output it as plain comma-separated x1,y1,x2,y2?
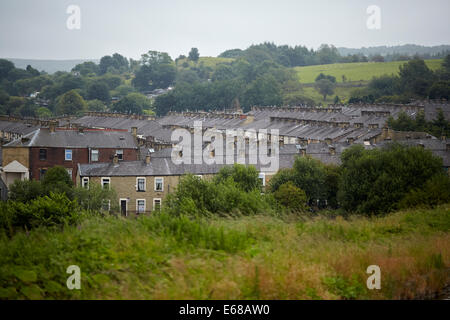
0,0,449,60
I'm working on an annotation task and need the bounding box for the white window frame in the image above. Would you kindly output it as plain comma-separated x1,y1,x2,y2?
258,172,266,187
91,149,99,162
154,177,164,192
102,200,111,212
66,168,73,178
65,149,72,161
119,198,128,216
116,149,124,161
136,177,146,192
136,199,146,214
153,198,162,211
195,175,203,179
101,177,111,190
82,177,89,189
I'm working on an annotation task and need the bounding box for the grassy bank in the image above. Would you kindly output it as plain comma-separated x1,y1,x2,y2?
294,59,443,84
0,206,449,300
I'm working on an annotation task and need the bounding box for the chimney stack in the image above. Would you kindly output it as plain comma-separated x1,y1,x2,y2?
329,146,336,155
49,121,58,133
113,154,119,166
145,154,151,165
131,127,137,137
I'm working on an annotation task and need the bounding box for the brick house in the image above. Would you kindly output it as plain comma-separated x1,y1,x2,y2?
77,146,297,216
2,126,139,184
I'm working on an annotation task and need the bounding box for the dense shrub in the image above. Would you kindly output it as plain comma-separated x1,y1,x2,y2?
213,164,262,192
398,174,450,209
165,174,271,216
0,192,81,234
268,156,338,207
8,179,44,202
41,166,74,199
273,182,308,212
73,183,119,213
338,144,444,214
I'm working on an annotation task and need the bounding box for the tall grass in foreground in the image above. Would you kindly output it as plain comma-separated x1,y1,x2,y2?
0,206,449,299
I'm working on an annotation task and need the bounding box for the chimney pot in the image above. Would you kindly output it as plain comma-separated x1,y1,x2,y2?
113,154,119,165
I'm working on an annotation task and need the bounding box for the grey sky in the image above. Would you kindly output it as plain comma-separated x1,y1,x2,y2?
0,0,449,60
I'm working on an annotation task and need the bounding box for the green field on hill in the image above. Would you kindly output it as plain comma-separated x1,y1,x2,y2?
294,59,443,84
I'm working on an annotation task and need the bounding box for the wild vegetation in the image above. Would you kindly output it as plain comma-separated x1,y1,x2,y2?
0,205,448,299
0,145,449,300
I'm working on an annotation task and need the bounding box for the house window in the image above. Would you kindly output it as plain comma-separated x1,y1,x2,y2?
82,177,89,189
66,168,73,178
101,177,110,190
154,177,163,192
102,200,111,212
136,177,146,192
258,172,266,187
40,169,47,179
195,175,203,179
91,149,99,162
65,149,72,161
153,198,161,211
116,149,123,160
39,149,47,161
136,199,146,214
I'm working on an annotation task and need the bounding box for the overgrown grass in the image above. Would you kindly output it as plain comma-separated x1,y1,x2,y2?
0,206,449,299
294,59,442,84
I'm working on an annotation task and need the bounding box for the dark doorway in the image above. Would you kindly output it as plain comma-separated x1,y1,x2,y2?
120,200,127,216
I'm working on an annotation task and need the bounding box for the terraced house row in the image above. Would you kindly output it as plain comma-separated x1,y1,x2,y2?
0,101,449,210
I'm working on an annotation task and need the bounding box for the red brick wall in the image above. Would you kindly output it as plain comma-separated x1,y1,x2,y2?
30,147,138,183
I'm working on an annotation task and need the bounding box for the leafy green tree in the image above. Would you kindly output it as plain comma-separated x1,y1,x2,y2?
338,144,444,214
41,166,74,199
71,61,99,76
214,164,261,192
315,73,336,83
398,59,435,97
398,174,450,209
442,54,450,72
368,75,399,97
273,182,308,212
428,81,450,100
132,51,176,91
314,78,335,101
87,99,107,112
0,59,15,79
269,156,327,203
111,92,152,114
55,90,87,115
86,80,110,102
111,84,135,98
35,107,53,118
2,192,80,232
8,180,45,203
188,48,200,62
242,74,283,108
99,53,129,75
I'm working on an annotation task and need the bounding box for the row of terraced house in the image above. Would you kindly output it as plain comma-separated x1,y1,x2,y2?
1,101,449,214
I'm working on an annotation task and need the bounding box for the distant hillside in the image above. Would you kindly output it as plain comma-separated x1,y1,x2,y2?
337,44,450,57
3,58,99,74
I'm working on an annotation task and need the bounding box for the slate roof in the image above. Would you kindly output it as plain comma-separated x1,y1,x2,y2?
72,116,173,143
4,128,138,149
0,120,39,135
